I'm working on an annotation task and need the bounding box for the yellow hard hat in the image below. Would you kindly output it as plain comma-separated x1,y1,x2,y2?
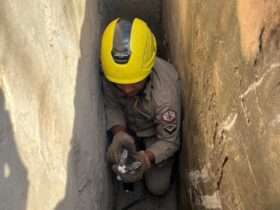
101,18,157,84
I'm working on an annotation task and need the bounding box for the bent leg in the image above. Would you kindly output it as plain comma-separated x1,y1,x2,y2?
144,158,174,196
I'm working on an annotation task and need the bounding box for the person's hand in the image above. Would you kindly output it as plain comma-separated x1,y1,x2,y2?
107,131,136,164
112,150,153,183
133,150,153,169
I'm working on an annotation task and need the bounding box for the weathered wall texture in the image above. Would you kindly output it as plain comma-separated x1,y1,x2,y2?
0,1,111,210
163,1,280,210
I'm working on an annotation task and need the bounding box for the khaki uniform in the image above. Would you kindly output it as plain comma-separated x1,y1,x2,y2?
103,57,181,195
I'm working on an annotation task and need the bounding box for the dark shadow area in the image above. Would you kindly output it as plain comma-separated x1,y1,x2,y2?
0,88,29,210
54,1,111,210
102,0,166,57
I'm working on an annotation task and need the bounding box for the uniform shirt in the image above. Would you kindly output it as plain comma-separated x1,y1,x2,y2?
103,57,181,164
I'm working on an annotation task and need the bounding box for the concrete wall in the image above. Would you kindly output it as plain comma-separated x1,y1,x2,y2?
0,1,111,210
163,1,280,210
3,0,280,209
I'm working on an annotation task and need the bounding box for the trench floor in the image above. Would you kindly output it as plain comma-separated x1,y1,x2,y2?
113,180,178,210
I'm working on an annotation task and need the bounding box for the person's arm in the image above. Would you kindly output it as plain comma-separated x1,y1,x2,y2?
143,150,155,165
111,125,127,136
146,81,181,164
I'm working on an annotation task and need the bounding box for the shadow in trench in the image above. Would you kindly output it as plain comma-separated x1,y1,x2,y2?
0,89,29,210
54,0,110,210
102,0,165,57
100,3,179,209
55,0,178,209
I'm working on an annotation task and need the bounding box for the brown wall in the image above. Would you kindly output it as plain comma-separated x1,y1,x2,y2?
163,1,280,210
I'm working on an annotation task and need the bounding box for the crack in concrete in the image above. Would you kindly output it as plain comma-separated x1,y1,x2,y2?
78,178,92,193
217,113,238,138
253,26,265,66
217,156,229,190
240,63,280,98
215,113,238,146
239,139,258,187
240,97,251,125
240,63,280,125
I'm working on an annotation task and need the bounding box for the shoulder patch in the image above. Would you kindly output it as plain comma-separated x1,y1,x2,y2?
164,124,177,135
161,110,176,123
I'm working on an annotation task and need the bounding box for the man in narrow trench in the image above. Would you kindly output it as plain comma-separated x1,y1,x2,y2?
101,17,181,196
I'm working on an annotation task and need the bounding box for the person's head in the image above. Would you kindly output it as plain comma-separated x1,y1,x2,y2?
100,17,157,96
114,80,147,97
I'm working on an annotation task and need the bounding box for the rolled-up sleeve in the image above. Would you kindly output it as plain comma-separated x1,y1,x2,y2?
102,80,126,131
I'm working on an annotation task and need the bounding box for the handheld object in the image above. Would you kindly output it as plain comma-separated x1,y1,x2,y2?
116,149,142,181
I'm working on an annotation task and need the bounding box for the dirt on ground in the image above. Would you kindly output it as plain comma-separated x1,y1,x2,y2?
113,179,178,210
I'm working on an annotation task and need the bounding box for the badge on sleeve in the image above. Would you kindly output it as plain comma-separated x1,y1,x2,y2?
164,124,177,135
161,110,176,123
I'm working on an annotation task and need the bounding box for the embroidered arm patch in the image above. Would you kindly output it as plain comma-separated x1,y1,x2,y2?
164,124,177,135
161,110,176,123
160,110,177,136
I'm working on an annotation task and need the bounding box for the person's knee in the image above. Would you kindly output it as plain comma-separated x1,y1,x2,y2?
145,178,170,196
144,158,175,196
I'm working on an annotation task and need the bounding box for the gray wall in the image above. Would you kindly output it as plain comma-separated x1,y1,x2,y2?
163,1,280,210
0,0,111,210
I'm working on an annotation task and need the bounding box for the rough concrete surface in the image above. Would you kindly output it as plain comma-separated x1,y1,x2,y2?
4,0,278,209
0,1,111,210
163,0,280,210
